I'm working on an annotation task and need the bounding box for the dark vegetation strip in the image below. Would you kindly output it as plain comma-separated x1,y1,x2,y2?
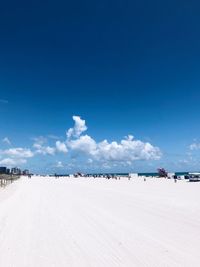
0,175,20,188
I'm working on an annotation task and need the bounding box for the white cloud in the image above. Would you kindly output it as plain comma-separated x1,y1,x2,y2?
67,133,161,165
2,137,11,145
0,116,162,170
32,137,55,155
96,136,161,162
88,158,93,164
32,136,47,145
67,135,97,154
0,146,34,167
65,117,162,166
178,159,189,164
0,158,27,166
67,116,87,139
55,161,64,168
33,143,55,155
48,134,60,140
56,141,68,153
1,148,34,158
190,143,200,150
101,162,112,169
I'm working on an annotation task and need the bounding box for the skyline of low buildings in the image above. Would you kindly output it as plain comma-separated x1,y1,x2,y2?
0,166,30,175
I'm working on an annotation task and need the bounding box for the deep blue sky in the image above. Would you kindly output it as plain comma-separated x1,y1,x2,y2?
1,0,200,173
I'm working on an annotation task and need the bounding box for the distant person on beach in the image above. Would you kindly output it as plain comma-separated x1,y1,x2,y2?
174,175,177,183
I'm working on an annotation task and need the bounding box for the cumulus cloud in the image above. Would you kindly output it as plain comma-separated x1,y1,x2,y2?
1,148,34,158
67,134,161,164
65,117,161,166
33,143,55,155
0,158,27,166
0,115,162,169
67,116,87,139
96,135,161,161
2,137,11,145
0,146,34,167
0,144,28,169
32,136,56,155
56,141,68,153
67,135,97,154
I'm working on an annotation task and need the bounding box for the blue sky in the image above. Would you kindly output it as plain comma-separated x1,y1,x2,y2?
1,0,200,173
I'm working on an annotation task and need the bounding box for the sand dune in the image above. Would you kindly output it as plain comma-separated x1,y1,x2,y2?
0,176,199,267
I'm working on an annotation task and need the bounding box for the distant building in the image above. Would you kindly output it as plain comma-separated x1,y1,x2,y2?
11,167,21,175
0,167,7,174
22,169,29,175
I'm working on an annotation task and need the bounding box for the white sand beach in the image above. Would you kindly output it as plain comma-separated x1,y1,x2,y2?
0,176,200,267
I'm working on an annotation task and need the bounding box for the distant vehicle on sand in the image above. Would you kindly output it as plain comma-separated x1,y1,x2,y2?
188,173,200,182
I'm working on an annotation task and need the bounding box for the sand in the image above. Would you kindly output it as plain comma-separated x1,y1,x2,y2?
0,176,200,267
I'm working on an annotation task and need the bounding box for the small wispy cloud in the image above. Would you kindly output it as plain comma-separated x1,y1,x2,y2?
0,99,8,104
55,161,64,168
2,137,11,145
189,143,200,150
31,136,47,145
48,134,61,140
